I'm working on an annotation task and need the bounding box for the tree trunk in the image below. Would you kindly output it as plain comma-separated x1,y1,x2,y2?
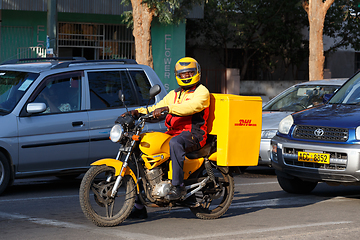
131,0,155,68
303,0,334,81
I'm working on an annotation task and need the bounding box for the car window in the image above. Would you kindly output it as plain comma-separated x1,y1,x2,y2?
263,84,341,111
330,72,360,104
0,71,39,114
128,70,155,105
88,71,136,110
33,72,81,114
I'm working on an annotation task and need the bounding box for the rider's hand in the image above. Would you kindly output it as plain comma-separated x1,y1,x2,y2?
120,110,139,118
153,106,169,118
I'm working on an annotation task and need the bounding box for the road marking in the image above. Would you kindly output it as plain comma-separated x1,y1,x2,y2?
235,181,278,186
0,211,88,229
0,211,159,240
230,195,351,208
170,221,353,240
0,195,79,203
0,211,352,240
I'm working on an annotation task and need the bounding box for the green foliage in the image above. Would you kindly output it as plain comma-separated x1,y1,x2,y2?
324,0,360,52
188,0,308,80
121,0,203,27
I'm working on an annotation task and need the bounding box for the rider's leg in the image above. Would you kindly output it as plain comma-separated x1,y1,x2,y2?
166,131,200,200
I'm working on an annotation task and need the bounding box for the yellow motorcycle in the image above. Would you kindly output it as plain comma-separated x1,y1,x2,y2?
79,85,262,227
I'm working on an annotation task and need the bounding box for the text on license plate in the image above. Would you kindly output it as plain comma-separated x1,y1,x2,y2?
297,151,330,164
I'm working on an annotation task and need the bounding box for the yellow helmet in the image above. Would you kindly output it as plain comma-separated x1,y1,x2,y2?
174,57,201,88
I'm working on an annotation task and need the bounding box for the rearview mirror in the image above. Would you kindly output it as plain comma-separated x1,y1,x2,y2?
323,93,333,103
118,90,124,102
149,84,161,99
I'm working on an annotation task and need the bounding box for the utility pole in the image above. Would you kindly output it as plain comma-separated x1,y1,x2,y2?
47,0,57,57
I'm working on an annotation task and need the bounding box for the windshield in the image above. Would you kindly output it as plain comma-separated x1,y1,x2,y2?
0,71,39,114
329,72,360,104
263,84,341,112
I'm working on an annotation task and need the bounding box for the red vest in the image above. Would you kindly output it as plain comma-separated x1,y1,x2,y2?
165,86,209,147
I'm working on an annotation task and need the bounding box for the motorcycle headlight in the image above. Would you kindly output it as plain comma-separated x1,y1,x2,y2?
110,124,124,142
278,115,294,135
261,129,277,139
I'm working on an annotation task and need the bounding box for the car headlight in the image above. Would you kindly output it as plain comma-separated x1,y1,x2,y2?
110,124,124,142
278,115,294,135
356,126,360,140
261,129,277,139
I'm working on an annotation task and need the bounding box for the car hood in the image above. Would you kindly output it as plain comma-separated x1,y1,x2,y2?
262,111,293,130
293,104,360,128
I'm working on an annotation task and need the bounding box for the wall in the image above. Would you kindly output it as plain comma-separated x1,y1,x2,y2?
326,50,355,79
239,80,305,102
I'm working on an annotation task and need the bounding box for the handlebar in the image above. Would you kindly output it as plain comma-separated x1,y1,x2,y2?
140,110,168,120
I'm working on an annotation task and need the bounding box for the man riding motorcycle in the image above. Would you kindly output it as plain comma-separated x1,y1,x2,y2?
123,57,210,218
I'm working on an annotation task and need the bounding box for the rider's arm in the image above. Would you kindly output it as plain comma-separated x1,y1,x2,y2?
168,85,210,116
136,90,175,114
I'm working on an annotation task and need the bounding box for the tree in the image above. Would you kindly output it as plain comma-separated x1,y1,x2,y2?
302,0,334,81
188,0,308,80
323,1,360,58
122,0,202,68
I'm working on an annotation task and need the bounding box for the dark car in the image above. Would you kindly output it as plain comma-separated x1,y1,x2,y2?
0,58,167,195
260,79,346,167
271,71,360,194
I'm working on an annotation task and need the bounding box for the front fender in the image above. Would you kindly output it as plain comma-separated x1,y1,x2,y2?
91,158,138,192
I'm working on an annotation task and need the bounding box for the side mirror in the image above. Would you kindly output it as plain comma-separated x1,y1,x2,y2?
149,84,161,99
118,90,124,102
27,103,47,114
323,93,333,103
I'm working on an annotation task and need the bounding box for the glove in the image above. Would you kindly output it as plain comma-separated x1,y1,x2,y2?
153,106,169,118
120,110,139,118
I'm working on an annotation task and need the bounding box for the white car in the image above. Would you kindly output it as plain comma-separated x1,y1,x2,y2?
258,79,347,167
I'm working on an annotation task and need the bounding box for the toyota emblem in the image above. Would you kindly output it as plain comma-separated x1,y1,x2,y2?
314,128,324,137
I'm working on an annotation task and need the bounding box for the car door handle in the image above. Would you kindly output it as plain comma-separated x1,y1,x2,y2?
72,121,84,127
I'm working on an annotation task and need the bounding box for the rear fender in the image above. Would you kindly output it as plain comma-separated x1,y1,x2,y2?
91,158,139,193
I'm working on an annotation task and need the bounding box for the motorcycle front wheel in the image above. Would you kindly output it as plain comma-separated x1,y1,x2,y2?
190,165,234,220
79,165,136,227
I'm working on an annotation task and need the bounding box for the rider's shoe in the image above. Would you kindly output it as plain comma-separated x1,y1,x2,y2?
165,185,186,201
128,206,148,219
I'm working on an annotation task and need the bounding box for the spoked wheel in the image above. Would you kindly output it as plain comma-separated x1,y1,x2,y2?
79,165,136,227
190,164,234,220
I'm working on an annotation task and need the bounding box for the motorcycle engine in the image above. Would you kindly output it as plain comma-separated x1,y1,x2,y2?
146,168,172,198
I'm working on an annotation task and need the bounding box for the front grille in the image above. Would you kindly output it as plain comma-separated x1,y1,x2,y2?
283,147,347,170
293,125,348,142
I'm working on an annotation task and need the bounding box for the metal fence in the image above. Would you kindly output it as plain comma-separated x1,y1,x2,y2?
58,22,135,60
17,47,46,59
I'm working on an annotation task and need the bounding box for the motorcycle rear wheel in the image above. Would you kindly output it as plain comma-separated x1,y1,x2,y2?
190,165,234,220
79,165,136,227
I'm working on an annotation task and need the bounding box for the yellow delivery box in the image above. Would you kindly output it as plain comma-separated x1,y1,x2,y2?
207,94,262,166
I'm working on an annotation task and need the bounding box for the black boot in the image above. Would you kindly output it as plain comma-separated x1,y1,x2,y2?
128,206,148,219
165,185,186,201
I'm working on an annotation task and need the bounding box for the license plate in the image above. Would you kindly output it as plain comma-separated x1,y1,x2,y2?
298,151,330,164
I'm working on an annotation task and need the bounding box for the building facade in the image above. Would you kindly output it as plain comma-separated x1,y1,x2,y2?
0,0,198,91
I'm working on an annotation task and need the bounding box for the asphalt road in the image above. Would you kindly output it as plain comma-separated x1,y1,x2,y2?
1,167,360,240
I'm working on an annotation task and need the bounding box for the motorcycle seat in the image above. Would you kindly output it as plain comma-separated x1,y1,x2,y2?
185,135,217,159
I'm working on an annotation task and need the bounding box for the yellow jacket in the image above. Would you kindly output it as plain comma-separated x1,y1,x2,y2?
137,84,210,146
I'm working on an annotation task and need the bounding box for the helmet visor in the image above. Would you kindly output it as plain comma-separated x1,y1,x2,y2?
175,68,197,78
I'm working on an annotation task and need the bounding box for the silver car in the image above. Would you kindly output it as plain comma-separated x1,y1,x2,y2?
259,79,346,167
0,58,167,195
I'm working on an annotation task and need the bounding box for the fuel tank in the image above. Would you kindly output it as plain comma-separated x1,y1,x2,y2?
140,132,172,169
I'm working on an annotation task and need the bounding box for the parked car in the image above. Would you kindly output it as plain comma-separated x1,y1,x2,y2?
258,79,346,168
270,72,360,194
0,57,168,195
